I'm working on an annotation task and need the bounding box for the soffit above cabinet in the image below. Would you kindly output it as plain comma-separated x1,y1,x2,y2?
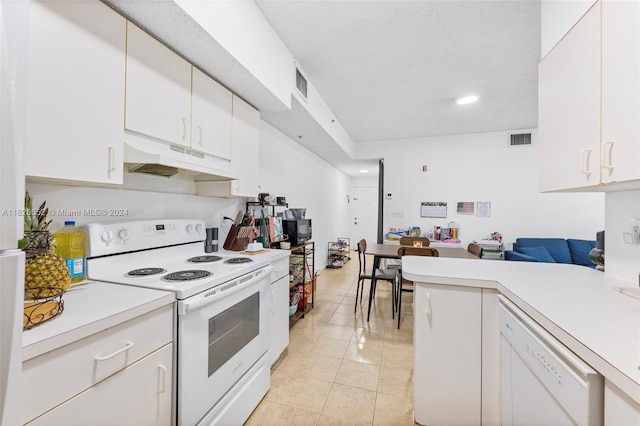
105,0,290,114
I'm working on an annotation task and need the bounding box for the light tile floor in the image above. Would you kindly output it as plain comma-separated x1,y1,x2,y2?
246,254,416,425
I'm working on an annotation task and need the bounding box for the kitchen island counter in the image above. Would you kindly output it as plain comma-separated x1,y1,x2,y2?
402,256,640,405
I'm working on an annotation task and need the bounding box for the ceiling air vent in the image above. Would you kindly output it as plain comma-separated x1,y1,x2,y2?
509,133,532,146
295,68,307,99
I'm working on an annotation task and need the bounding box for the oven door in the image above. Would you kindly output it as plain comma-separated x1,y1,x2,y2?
176,266,273,426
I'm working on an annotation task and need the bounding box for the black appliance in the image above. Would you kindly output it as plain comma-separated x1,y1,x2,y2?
283,219,312,246
589,230,604,271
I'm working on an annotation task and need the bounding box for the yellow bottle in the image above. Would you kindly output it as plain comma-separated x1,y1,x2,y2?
56,221,85,284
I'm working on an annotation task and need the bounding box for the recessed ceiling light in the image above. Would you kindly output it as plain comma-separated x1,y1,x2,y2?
456,95,479,105
359,169,369,173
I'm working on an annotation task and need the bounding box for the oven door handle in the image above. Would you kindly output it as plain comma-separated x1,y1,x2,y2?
178,265,273,315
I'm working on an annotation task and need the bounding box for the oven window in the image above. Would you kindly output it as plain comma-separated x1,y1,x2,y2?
208,292,259,377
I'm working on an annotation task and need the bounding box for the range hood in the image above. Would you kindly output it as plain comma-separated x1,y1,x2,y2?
123,133,237,182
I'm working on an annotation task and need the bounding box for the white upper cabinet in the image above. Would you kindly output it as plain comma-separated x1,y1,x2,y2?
601,0,640,185
230,95,261,197
191,67,233,160
126,23,234,160
25,0,125,185
539,0,640,192
538,3,601,192
196,95,260,198
125,22,192,147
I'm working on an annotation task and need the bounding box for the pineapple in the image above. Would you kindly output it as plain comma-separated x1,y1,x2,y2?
22,192,71,299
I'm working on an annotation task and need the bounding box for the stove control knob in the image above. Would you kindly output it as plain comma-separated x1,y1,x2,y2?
101,229,114,244
186,224,194,233
195,224,204,233
118,228,130,240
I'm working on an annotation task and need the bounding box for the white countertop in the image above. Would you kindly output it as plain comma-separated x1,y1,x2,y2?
402,257,640,404
22,281,175,361
21,249,289,362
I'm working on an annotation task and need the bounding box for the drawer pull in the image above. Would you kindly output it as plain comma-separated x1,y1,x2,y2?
157,364,167,393
94,341,134,361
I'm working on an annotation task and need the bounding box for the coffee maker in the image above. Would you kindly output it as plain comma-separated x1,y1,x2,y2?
589,230,604,271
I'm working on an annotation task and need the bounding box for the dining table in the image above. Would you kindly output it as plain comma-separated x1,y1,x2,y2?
365,243,480,321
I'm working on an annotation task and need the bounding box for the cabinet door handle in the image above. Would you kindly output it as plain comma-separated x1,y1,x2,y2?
601,141,615,171
107,147,116,173
580,149,592,176
271,290,275,313
181,118,188,142
198,125,203,145
425,292,432,324
94,341,134,361
157,364,167,393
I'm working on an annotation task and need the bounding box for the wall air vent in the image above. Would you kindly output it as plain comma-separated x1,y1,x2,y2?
295,68,307,99
509,133,532,146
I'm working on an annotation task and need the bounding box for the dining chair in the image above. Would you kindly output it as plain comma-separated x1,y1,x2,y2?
396,246,439,329
355,239,397,318
399,236,431,247
467,242,483,258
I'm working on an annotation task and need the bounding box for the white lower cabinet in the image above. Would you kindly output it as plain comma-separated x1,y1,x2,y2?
604,380,640,425
269,256,290,365
414,283,499,425
21,304,173,425
25,0,125,185
26,344,173,426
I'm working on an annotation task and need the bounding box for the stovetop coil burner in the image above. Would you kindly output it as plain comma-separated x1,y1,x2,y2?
187,255,223,263
162,270,213,282
224,257,253,264
126,267,167,277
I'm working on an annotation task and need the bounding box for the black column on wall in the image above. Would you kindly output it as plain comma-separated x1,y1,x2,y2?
377,159,384,244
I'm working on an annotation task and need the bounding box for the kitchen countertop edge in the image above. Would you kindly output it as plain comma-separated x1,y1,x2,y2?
22,281,175,361
401,256,640,405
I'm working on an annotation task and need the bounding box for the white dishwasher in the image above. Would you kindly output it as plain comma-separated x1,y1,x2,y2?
498,296,603,425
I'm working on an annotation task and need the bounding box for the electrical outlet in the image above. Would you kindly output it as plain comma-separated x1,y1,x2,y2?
385,193,392,200
623,232,634,244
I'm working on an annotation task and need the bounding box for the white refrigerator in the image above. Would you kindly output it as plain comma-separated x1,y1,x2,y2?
1,1,28,425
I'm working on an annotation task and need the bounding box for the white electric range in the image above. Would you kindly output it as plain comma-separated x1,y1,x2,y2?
85,219,273,426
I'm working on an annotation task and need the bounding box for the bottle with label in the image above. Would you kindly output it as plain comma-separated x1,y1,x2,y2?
56,221,85,284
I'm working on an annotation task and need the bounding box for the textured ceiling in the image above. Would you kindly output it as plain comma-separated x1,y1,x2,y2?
256,0,541,143
106,0,541,177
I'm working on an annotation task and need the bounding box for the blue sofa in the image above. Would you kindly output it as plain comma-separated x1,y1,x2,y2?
504,238,597,268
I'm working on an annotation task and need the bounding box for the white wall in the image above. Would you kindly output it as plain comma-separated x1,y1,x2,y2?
259,121,353,270
358,130,605,249
605,190,640,283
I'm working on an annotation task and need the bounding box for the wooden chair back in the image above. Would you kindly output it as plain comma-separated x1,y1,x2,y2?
357,239,367,275
399,236,431,247
467,242,483,258
397,246,439,257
